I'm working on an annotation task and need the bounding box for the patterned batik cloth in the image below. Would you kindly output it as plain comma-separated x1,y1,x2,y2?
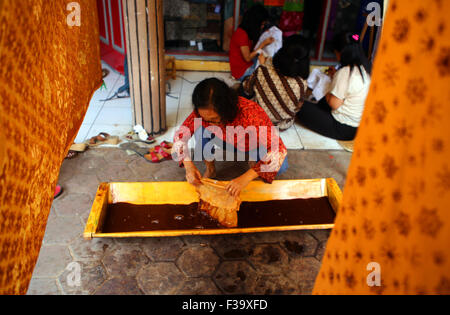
243,58,307,130
313,0,450,294
0,0,102,294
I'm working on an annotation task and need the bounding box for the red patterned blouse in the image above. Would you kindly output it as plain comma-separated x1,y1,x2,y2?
173,97,287,183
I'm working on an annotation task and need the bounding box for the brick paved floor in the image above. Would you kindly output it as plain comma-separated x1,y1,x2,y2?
27,147,351,295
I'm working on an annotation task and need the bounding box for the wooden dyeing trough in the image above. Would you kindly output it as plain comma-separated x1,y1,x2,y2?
83,178,342,239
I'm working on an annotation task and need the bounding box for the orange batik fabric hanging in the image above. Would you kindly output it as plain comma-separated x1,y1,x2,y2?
313,0,450,294
0,0,102,294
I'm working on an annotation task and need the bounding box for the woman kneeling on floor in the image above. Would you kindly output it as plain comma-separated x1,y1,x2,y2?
297,32,371,140
242,34,310,130
173,78,288,197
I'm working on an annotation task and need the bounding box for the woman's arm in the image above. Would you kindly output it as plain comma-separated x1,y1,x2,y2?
239,37,274,63
326,67,348,110
225,168,259,197
326,92,344,110
183,160,202,186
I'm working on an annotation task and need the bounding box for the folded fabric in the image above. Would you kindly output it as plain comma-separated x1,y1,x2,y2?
254,26,283,67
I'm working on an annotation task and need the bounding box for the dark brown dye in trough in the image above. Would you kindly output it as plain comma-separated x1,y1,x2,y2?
101,197,335,233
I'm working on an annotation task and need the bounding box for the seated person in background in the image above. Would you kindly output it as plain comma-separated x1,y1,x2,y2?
229,4,274,82
242,35,310,130
297,33,371,141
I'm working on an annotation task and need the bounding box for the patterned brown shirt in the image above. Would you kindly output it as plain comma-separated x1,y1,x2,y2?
243,58,307,130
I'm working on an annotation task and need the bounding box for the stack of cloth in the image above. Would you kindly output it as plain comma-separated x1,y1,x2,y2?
196,179,241,228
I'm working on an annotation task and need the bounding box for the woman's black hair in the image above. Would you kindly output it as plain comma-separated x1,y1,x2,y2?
273,35,311,79
192,78,239,124
239,4,269,43
332,32,372,81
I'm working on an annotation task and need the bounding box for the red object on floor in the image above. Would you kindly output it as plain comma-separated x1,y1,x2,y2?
97,0,126,74
54,185,63,199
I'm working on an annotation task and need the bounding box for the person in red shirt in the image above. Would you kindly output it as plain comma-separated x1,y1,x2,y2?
229,4,274,81
173,78,288,197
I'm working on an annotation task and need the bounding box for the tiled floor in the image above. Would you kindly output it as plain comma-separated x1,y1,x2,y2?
75,63,344,151
75,63,133,143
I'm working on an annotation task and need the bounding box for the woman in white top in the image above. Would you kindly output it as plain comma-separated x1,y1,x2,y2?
297,33,371,140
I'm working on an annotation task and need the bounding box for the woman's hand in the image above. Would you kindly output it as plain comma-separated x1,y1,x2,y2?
184,161,202,186
325,66,337,78
225,169,259,197
258,53,267,65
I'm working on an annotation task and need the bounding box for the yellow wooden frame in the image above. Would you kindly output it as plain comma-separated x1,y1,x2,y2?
170,60,329,73
84,178,342,239
173,59,230,72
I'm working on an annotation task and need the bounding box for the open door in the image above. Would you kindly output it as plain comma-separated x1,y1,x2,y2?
97,0,126,74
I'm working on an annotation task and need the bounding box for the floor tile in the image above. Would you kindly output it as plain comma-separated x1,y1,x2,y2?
80,105,102,125
113,73,125,90
101,96,131,108
177,108,193,126
166,94,180,109
179,70,215,82
294,123,342,150
94,107,133,125
166,107,178,127
166,102,178,115
279,126,304,150
213,71,239,87
74,124,91,143
178,93,194,109
166,76,183,94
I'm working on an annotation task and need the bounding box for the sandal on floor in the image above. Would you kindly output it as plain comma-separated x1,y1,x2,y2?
54,185,63,199
144,146,172,163
88,132,120,146
159,140,173,149
337,140,354,153
125,132,156,144
65,142,88,159
70,143,88,152
65,150,78,159
156,144,173,156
